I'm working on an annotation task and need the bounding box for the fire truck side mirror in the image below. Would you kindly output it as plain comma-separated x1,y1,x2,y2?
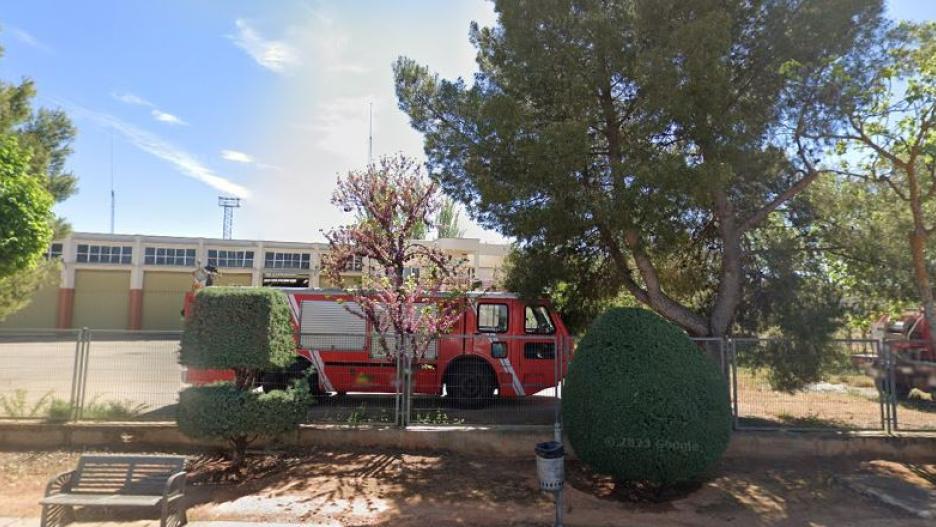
491,341,507,359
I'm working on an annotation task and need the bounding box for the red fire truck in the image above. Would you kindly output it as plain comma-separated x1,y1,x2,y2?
182,289,572,407
870,309,936,397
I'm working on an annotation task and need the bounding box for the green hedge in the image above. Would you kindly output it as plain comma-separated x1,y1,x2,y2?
562,308,731,485
177,383,307,442
180,287,295,370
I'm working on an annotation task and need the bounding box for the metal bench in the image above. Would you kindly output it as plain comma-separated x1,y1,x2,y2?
39,454,187,527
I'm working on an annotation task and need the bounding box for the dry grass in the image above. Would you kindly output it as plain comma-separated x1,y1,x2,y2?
735,368,936,430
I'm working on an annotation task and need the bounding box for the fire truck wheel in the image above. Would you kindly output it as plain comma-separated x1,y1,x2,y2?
446,361,495,409
875,377,912,400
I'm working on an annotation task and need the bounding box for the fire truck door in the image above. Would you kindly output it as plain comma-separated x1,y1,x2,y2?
517,305,559,395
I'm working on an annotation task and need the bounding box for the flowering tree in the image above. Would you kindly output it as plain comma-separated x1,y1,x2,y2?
322,154,474,360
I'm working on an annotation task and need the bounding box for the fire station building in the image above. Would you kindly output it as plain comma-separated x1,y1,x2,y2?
0,232,508,331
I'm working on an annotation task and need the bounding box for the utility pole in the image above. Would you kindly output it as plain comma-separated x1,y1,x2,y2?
218,197,241,240
368,102,374,164
109,132,116,234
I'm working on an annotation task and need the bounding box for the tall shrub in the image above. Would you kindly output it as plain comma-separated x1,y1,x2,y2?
178,287,307,469
563,308,731,487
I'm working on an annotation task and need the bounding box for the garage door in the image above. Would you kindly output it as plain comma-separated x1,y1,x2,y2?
142,271,191,330
72,270,130,330
215,273,252,286
0,274,61,329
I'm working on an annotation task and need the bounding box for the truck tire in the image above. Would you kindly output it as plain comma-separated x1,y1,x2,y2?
446,361,495,409
874,377,912,400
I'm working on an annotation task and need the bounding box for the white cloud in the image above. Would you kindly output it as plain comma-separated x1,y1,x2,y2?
7,26,52,53
230,19,299,74
112,92,188,126
295,95,377,162
221,149,254,164
60,100,249,198
112,92,152,106
294,8,368,75
151,109,187,126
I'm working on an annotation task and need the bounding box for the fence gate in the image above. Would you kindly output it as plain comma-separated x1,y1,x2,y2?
719,338,899,432
883,340,936,432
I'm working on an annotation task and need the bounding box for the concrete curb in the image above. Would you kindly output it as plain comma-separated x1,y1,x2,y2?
0,519,331,527
836,474,936,519
1,421,935,461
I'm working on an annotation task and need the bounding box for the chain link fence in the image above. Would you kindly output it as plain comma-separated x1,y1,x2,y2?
727,338,886,431
296,334,571,427
0,328,932,431
0,329,84,421
883,340,936,432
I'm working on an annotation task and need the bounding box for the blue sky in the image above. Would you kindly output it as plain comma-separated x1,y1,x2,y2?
0,1,933,243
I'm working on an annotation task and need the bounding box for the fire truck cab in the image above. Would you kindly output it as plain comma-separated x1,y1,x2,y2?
183,289,571,407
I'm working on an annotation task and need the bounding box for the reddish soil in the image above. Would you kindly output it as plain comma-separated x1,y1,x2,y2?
1,447,932,526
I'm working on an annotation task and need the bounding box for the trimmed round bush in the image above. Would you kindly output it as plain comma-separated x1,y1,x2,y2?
177,383,307,445
562,308,731,485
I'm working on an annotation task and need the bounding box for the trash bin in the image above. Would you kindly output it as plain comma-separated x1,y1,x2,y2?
535,441,565,492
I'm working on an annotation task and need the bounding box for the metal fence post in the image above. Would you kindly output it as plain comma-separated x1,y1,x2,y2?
876,339,886,433
729,338,739,431
394,351,403,428
68,328,84,422
403,352,412,429
76,328,91,421
886,340,898,432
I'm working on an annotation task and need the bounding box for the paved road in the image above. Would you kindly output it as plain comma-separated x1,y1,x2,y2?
0,337,560,425
0,337,183,419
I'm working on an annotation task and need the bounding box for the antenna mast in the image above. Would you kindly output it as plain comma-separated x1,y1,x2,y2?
109,132,116,234
368,102,373,164
217,197,241,240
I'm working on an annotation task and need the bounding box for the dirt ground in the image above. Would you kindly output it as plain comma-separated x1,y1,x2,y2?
735,369,936,430
1,447,934,526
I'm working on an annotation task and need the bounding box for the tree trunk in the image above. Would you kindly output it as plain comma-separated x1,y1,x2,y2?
709,192,744,337
229,435,250,474
908,197,936,351
903,160,936,353
233,368,256,390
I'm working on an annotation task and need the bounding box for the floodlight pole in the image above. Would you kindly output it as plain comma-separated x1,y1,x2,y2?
218,196,241,240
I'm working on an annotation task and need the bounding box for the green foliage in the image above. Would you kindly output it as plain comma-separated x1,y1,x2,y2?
413,408,464,425
179,287,306,469
435,198,465,238
738,340,844,393
81,398,149,421
0,259,59,322
0,389,54,418
0,43,78,211
394,0,883,338
0,135,54,277
803,20,936,341
45,398,73,423
176,383,308,443
36,396,148,422
180,287,295,371
801,178,920,329
0,39,77,321
562,308,731,486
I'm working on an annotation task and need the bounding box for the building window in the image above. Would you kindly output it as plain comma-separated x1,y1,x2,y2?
207,249,254,268
76,244,132,264
264,251,311,270
145,247,196,266
344,254,364,272
46,243,63,260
